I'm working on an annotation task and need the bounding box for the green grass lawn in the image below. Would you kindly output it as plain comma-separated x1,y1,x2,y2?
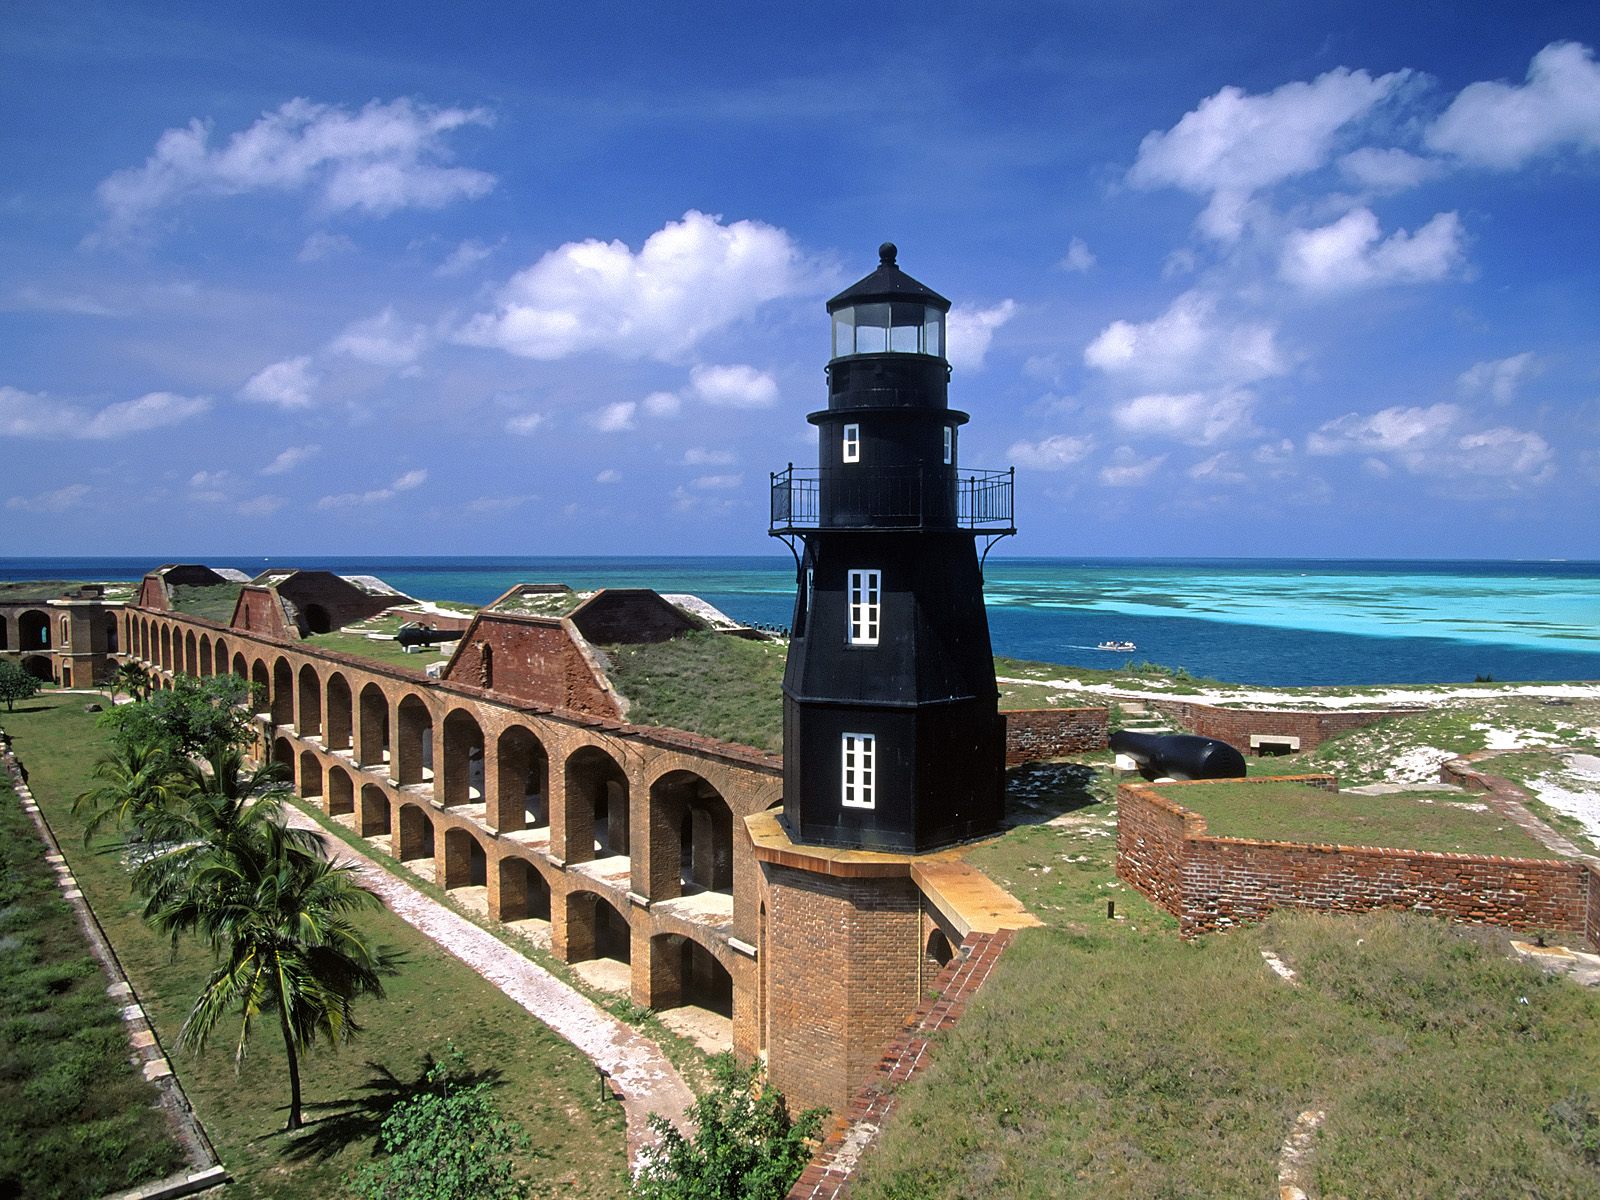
0,696,627,1199
0,781,186,1199
298,612,450,673
853,760,1600,1199
604,631,787,752
1169,778,1558,858
168,583,244,623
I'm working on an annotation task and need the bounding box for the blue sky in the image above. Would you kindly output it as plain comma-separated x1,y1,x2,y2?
4,2,1598,559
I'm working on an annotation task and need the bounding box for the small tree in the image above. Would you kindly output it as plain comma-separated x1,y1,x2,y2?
0,660,43,712
631,1055,822,1200
111,661,151,705
100,673,257,757
351,1050,526,1200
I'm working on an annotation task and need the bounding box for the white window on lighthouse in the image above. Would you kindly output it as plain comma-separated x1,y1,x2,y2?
847,569,880,645
843,423,860,463
943,425,954,465
841,732,876,808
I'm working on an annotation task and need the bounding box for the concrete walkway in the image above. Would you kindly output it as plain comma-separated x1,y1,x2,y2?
281,806,694,1168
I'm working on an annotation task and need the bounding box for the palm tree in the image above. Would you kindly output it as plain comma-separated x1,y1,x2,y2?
111,661,151,705
139,747,395,1130
73,738,184,842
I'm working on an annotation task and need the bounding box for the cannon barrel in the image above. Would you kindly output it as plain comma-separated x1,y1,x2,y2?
395,624,464,649
1109,730,1247,781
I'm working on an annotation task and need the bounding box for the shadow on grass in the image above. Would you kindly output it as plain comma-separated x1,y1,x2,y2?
1003,760,1105,827
282,1053,507,1163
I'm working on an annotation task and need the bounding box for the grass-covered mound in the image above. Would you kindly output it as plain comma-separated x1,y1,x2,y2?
1172,778,1556,858
604,632,787,753
0,782,185,1199
854,761,1600,1199
3,696,627,1199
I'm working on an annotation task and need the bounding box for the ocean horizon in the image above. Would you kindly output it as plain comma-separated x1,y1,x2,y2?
4,555,1597,688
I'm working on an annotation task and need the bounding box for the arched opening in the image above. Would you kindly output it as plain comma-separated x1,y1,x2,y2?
649,771,733,902
442,827,488,890
19,610,50,650
251,661,270,714
563,746,629,864
359,784,391,837
297,664,323,739
566,891,632,965
325,673,353,751
441,709,485,808
184,630,198,675
395,694,433,787
328,766,355,817
105,615,119,654
495,857,552,925
650,934,734,1022
198,634,213,677
1,615,9,651
21,655,53,682
60,616,71,647
358,684,391,769
271,659,294,727
304,603,333,634
159,626,172,670
494,726,548,834
272,736,296,782
396,804,435,865
231,651,247,681
926,927,955,969
212,637,228,674
299,751,324,801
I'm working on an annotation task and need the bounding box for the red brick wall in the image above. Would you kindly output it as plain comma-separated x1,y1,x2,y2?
1116,780,1593,939
233,587,294,639
1587,864,1600,950
1001,707,1108,766
1144,699,1409,754
442,614,619,717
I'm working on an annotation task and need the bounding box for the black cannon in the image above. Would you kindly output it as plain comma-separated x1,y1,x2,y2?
395,622,464,650
1109,729,1247,781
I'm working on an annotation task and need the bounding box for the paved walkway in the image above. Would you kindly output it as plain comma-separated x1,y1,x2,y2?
281,806,694,1168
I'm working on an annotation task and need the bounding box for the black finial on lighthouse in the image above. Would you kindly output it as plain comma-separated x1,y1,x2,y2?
768,245,1017,853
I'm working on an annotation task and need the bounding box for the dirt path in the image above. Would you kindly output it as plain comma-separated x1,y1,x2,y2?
281,806,694,1168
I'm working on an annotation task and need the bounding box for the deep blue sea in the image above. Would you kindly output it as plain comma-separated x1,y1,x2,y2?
4,556,1597,688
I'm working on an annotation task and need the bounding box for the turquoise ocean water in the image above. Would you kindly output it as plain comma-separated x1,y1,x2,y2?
3,556,1596,687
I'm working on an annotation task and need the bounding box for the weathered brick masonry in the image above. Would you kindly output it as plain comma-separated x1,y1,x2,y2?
1144,699,1411,754
1117,777,1595,939
1001,706,1107,766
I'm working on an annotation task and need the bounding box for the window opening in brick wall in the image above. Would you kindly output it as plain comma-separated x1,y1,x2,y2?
841,732,876,808
843,423,860,463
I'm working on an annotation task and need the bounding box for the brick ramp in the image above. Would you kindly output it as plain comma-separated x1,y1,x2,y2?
786,929,1017,1200
281,806,693,1169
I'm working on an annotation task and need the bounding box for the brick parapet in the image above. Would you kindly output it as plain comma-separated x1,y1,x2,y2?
1116,778,1594,940
1142,698,1412,754
785,928,1018,1200
1001,707,1107,766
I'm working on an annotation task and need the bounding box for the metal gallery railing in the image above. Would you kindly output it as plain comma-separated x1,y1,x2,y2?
769,465,1014,533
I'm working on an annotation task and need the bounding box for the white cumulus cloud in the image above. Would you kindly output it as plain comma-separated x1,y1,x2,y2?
1059,237,1096,272
317,468,427,508
261,444,320,475
1008,434,1094,470
1112,390,1258,445
1338,146,1439,192
1,385,211,439
593,401,637,432
505,412,546,436
1279,208,1464,292
947,300,1016,371
240,356,317,408
1128,67,1407,240
642,391,682,417
94,97,495,242
1099,448,1167,487
7,483,91,513
1307,403,1553,480
1427,41,1600,169
327,308,430,367
689,364,778,408
1084,292,1286,389
456,210,815,362
1458,353,1541,404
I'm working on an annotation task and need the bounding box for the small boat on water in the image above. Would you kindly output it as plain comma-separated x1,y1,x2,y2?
1096,640,1136,652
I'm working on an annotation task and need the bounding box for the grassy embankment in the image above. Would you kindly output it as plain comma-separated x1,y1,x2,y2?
1171,778,1557,858
0,781,185,1199
1,695,627,1200
853,759,1600,1199
168,582,244,623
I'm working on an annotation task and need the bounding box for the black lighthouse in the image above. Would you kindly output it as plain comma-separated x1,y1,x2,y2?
770,244,1015,853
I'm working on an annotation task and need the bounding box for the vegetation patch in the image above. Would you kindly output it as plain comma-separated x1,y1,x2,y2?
491,587,591,618
604,632,786,753
1171,778,1558,858
0,780,185,1199
299,611,451,672
168,582,245,622
4,696,627,1199
855,762,1600,1199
